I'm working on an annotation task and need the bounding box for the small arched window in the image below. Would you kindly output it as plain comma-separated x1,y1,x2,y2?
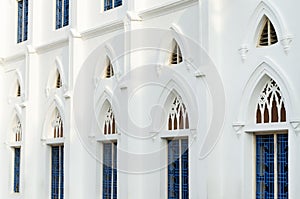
168,96,189,130
103,106,117,135
55,70,62,88
104,57,114,78
258,17,278,47
170,40,183,65
14,119,22,142
53,110,63,138
16,81,21,97
256,79,286,123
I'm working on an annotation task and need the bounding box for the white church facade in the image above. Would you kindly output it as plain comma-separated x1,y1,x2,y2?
0,0,299,199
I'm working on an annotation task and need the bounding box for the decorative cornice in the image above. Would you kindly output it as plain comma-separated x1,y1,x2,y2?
80,20,124,40
35,37,69,54
139,0,198,20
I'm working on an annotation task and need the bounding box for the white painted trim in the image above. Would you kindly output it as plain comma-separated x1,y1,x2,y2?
80,20,124,40
139,0,198,20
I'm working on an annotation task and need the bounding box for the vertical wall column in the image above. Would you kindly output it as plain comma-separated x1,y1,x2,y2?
23,45,40,199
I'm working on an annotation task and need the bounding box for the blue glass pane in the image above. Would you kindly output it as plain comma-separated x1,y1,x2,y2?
104,0,113,11
60,146,64,199
17,1,23,43
277,134,288,199
103,143,112,199
181,139,189,199
24,0,28,41
63,0,69,26
56,0,62,29
113,143,117,199
52,146,60,199
256,135,274,199
168,140,180,199
14,148,21,192
114,0,122,8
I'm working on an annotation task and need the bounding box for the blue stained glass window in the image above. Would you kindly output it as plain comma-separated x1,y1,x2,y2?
56,0,69,29
114,0,122,8
23,0,28,41
14,148,21,193
256,134,288,199
277,134,288,199
56,0,62,29
17,0,28,43
256,135,274,199
102,142,117,199
51,146,64,199
181,139,189,199
104,0,121,11
63,0,69,27
168,139,189,199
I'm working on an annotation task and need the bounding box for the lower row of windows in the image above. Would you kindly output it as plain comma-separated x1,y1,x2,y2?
11,134,289,199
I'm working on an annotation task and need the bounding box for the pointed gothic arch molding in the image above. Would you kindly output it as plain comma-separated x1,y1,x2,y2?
94,89,121,133
6,109,24,143
241,1,292,54
10,70,24,98
236,58,299,125
94,44,120,82
41,98,65,139
47,57,67,91
158,79,198,130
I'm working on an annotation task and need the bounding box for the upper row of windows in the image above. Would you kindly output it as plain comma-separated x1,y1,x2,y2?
17,0,122,43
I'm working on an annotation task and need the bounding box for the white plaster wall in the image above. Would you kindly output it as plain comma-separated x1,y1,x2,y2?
1,0,300,198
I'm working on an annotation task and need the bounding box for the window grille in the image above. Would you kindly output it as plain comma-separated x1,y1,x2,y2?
256,134,288,199
256,79,286,123
258,18,278,47
102,142,117,199
170,41,182,65
51,145,64,199
168,97,189,130
104,107,116,135
17,0,28,43
56,0,69,29
13,148,21,193
104,0,122,11
168,139,189,199
53,112,63,138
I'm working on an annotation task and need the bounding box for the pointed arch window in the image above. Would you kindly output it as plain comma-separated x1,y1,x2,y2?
258,17,278,47
104,58,114,79
56,70,62,88
256,79,286,124
16,81,21,97
103,106,117,135
167,96,189,199
12,118,22,193
170,40,183,65
14,119,22,142
50,109,64,199
168,96,189,130
53,111,63,138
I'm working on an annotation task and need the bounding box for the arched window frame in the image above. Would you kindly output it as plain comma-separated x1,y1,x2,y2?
103,106,117,135
256,79,286,124
162,95,190,199
169,40,183,65
52,111,64,138
103,57,114,79
257,16,278,47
